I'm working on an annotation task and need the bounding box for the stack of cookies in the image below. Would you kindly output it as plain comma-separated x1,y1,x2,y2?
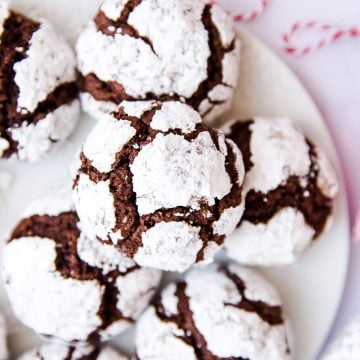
0,1,339,359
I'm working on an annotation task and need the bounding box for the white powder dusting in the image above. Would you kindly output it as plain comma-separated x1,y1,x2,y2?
131,132,232,215
3,237,104,342
115,267,161,319
97,346,128,360
77,231,136,274
24,186,74,217
226,207,315,266
101,0,129,21
14,20,76,113
120,100,157,117
80,92,118,121
77,0,239,123
227,263,281,306
210,4,235,47
9,100,80,162
73,174,120,243
150,101,202,133
136,307,197,360
227,138,245,185
83,114,136,173
134,221,203,272
222,40,241,88
184,264,290,359
315,147,339,198
213,204,244,236
98,320,131,341
160,283,179,316
137,264,290,359
198,241,221,265
246,117,311,193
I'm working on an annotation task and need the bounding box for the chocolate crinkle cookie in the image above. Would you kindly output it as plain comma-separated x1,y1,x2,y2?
76,0,240,123
135,263,293,360
72,101,245,272
18,343,127,360
2,188,161,343
0,2,80,161
223,117,339,266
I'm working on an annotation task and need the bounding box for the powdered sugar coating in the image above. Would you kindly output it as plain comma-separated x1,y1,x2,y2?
316,147,339,198
18,343,128,360
3,190,161,343
9,100,80,162
3,237,104,342
77,232,135,274
136,263,291,360
134,221,203,272
137,307,197,360
223,117,338,266
246,117,311,193
77,0,240,123
116,267,162,318
83,115,136,173
150,101,202,133
226,207,315,266
101,0,129,21
131,132,232,216
73,101,245,272
73,174,120,243
14,20,77,113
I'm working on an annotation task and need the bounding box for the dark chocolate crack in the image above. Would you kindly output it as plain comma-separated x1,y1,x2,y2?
226,120,254,173
95,0,155,53
82,3,236,116
152,282,248,360
227,120,333,237
0,11,78,158
222,268,284,326
9,211,137,342
76,105,243,260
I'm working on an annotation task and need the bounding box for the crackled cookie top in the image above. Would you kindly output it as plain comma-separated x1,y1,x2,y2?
3,188,161,343
0,3,79,161
224,117,339,266
135,263,292,360
72,101,245,272
18,343,128,360
76,0,240,123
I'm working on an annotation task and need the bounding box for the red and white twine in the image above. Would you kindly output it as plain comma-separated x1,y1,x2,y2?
216,0,360,55
282,21,360,56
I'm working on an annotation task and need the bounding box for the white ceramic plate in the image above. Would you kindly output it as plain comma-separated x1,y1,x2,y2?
0,1,350,359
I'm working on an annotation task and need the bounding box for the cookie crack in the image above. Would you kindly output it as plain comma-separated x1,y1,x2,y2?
95,0,156,55
9,212,137,342
241,140,332,238
154,282,248,360
222,268,284,326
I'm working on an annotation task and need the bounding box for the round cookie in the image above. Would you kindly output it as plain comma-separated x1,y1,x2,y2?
0,2,80,161
18,343,127,360
76,0,240,123
135,263,292,360
223,117,339,266
2,188,161,343
72,101,245,272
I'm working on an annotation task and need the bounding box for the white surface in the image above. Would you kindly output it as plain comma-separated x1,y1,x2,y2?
0,1,350,359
